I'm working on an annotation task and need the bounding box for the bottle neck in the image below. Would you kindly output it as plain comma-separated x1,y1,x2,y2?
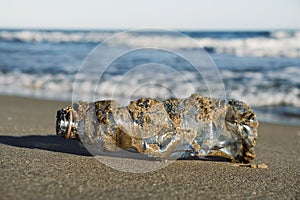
56,107,78,139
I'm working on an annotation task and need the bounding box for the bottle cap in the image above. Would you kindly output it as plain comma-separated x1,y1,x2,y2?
56,107,77,139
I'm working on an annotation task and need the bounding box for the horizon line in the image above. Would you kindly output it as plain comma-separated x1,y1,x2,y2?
0,26,299,32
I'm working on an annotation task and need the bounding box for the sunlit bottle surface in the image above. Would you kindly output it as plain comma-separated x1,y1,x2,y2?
56,94,258,163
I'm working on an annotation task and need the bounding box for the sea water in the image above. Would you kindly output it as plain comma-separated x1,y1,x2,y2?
0,29,299,125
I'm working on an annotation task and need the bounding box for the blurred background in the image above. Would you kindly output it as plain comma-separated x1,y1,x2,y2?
0,0,299,125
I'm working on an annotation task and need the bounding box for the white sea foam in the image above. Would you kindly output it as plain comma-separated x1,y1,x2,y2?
104,33,300,58
1,68,299,108
1,30,299,58
0,30,111,43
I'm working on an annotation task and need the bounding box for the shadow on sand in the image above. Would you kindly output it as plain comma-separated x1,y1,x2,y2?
0,135,232,162
0,135,91,156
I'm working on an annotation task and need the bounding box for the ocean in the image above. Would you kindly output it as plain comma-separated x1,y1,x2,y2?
0,29,299,125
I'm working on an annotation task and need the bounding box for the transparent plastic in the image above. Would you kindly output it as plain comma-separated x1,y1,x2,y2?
56,94,258,163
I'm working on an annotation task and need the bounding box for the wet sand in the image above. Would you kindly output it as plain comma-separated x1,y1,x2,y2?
0,95,299,199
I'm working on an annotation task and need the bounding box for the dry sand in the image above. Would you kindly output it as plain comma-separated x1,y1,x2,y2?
0,95,299,199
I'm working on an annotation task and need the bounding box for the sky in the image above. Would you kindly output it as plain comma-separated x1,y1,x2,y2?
0,0,299,30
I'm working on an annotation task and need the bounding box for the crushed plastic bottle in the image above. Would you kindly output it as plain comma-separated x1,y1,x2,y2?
56,94,258,163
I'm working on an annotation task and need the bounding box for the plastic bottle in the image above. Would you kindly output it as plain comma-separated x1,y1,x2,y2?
56,94,258,163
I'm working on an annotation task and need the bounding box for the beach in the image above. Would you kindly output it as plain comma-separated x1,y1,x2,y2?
0,95,299,199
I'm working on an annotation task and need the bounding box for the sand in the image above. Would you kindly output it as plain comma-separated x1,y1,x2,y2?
0,95,299,199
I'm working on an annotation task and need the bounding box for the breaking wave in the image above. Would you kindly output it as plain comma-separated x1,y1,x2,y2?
1,29,299,58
